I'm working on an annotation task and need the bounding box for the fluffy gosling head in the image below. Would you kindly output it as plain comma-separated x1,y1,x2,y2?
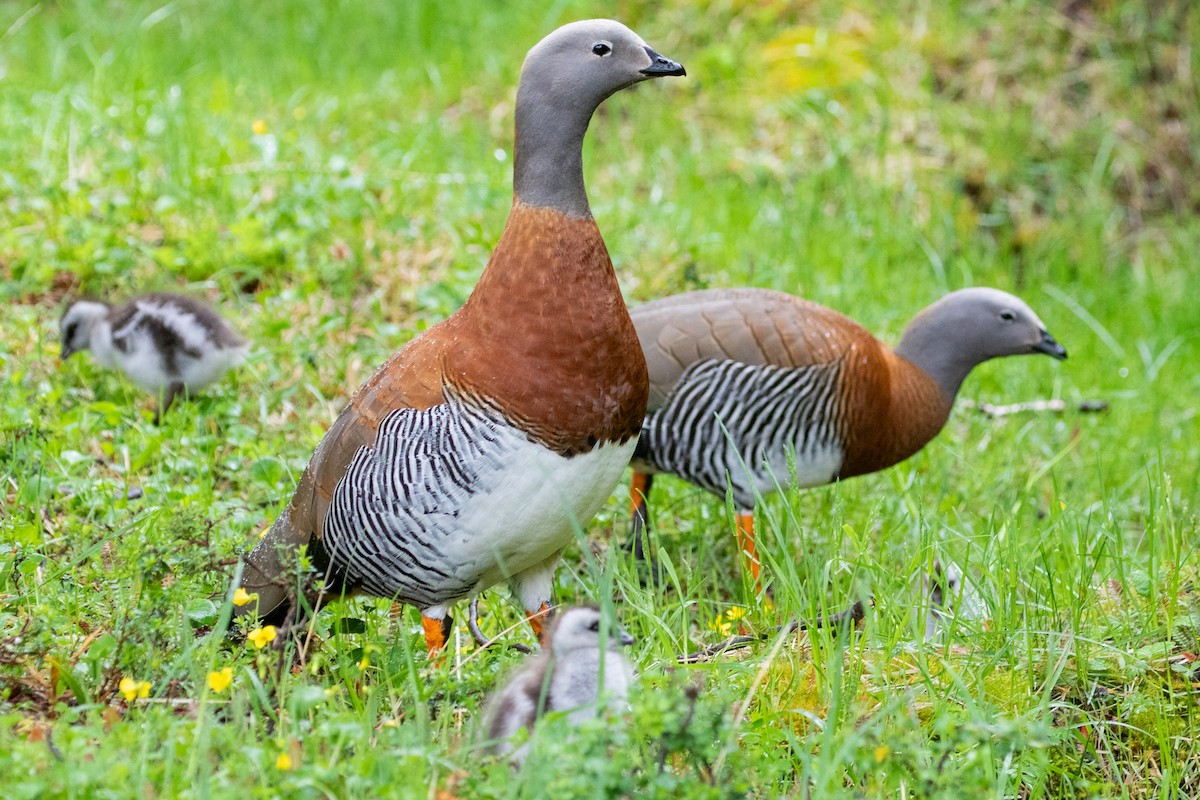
59,300,110,359
549,606,636,655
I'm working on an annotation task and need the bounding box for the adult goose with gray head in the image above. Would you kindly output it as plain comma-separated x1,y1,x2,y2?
234,20,685,655
627,287,1067,582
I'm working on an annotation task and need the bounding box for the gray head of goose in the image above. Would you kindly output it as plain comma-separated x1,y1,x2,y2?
513,19,685,217
895,287,1067,398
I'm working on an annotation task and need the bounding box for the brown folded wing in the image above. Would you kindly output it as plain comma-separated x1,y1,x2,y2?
632,288,874,411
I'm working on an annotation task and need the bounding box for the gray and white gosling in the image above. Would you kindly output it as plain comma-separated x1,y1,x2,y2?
60,292,248,421
923,560,986,641
483,606,636,762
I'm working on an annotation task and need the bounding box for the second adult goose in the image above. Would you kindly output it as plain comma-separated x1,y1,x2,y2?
627,287,1067,581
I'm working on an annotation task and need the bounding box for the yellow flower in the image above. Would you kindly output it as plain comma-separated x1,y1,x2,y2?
707,619,732,636
258,526,270,540
725,606,748,621
252,119,268,136
247,625,277,649
874,745,890,763
232,587,257,607
207,667,233,693
358,655,370,670
275,752,293,770
119,677,151,701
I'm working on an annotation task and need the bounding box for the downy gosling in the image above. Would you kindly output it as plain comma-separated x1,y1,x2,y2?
483,606,636,762
60,292,248,421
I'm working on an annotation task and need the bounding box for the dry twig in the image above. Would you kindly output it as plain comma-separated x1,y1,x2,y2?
679,600,868,664
961,398,1108,418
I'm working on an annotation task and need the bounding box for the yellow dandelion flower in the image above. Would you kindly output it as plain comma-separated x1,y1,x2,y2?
707,619,732,636
120,677,151,701
232,587,257,607
358,655,370,670
252,119,268,136
247,625,277,649
725,606,748,621
874,744,890,763
275,752,293,770
207,667,233,693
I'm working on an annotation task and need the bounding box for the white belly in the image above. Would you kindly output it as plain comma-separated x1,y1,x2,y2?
113,338,171,392
457,436,635,592
111,338,244,394
775,442,843,489
176,345,247,391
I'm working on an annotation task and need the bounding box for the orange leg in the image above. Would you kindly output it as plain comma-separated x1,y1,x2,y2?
421,614,453,658
630,472,652,520
525,602,552,644
735,510,761,585
735,510,770,632
627,472,654,559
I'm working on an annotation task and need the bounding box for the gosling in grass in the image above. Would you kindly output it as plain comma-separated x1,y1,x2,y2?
923,560,985,641
60,293,248,421
483,606,636,762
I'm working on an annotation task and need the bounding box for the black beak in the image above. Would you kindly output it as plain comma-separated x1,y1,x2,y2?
641,47,686,77
618,629,635,647
1033,330,1068,360
60,344,76,360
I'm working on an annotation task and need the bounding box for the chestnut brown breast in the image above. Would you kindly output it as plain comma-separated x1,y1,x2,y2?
835,347,953,478
449,204,648,456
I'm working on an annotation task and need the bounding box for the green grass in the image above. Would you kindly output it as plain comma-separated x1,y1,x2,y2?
1,0,1198,796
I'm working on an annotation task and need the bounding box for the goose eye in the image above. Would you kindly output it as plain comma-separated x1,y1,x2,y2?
592,42,611,57
64,322,77,340
999,310,1016,322
587,620,600,632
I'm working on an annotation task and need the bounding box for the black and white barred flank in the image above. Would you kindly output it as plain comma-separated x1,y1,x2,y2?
322,391,511,608
634,358,846,509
